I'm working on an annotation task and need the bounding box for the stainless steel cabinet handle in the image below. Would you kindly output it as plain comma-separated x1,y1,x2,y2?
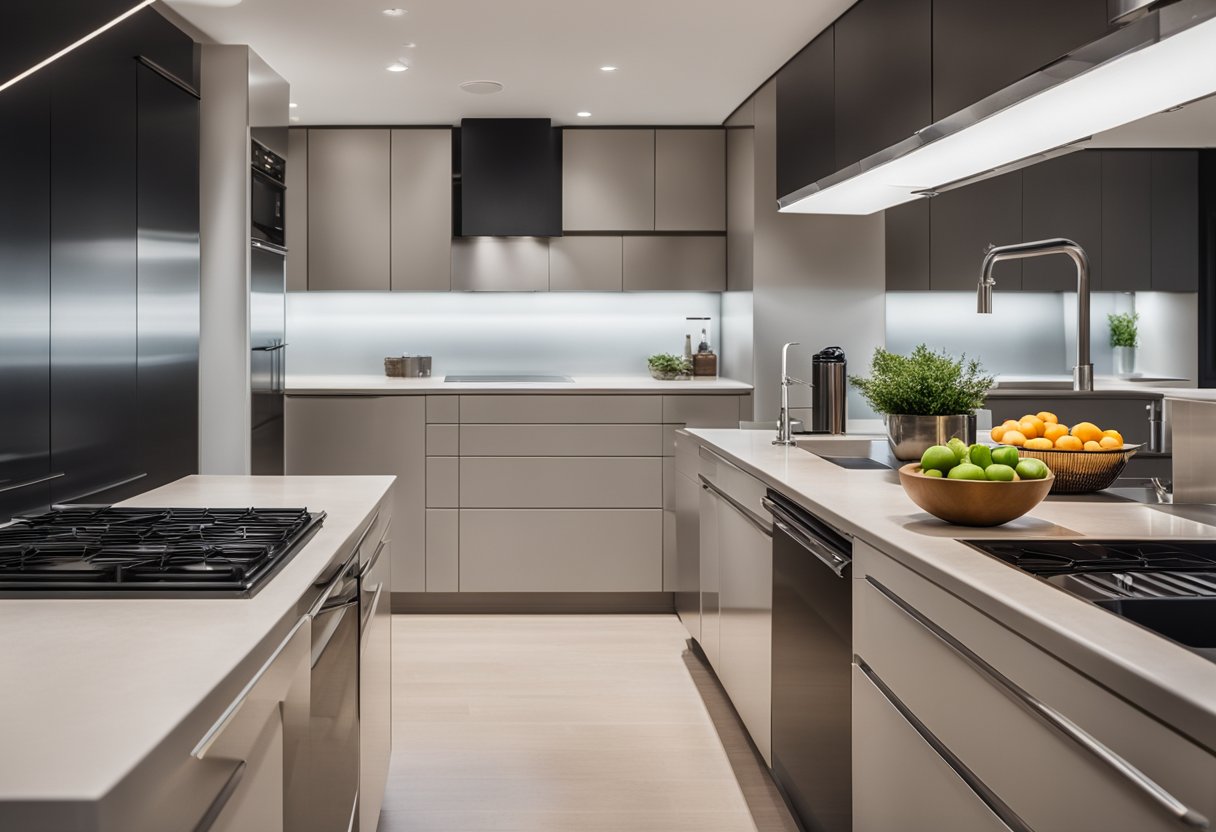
193,761,246,832
360,537,388,580
192,615,309,759
361,582,385,656
0,471,64,494
867,577,1210,830
763,498,851,578
699,475,771,537
250,238,288,256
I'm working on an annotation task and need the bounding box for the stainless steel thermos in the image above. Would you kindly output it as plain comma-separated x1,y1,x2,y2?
810,346,847,434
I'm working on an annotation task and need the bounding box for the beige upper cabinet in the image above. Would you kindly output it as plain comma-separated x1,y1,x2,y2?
391,129,452,291
623,236,726,291
562,129,656,231
549,236,622,291
726,128,755,290
285,128,308,291
655,129,726,231
307,129,391,290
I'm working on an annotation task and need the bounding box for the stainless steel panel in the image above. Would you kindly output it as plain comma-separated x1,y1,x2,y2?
50,37,141,505
250,242,286,474
0,77,52,521
137,64,200,491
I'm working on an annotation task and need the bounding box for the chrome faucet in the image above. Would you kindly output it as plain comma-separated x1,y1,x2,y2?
774,342,811,446
978,238,1094,392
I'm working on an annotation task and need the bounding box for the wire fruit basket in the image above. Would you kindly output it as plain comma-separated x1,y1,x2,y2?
1015,444,1141,494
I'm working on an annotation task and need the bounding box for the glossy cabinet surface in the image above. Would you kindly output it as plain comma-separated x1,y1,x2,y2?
307,129,391,290
775,30,835,200
1021,152,1103,292
930,171,1022,291
655,129,726,231
1101,150,1152,292
1151,150,1200,292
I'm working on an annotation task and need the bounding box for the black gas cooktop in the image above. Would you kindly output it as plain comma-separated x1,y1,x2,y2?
0,506,325,598
965,539,1216,578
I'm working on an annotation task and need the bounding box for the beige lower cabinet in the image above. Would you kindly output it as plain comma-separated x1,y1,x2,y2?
425,509,458,592
208,706,285,832
460,457,662,508
284,395,425,591
853,539,1216,832
459,509,663,591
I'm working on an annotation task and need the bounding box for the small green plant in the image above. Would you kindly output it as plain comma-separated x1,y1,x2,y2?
1108,312,1139,348
647,353,692,376
850,345,994,416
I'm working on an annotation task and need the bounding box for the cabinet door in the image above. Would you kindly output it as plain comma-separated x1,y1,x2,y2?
308,129,390,290
209,709,285,832
717,495,772,765
549,236,622,291
50,34,141,505
450,236,549,291
775,29,835,200
931,171,1022,291
1151,150,1199,292
285,128,308,291
562,129,655,231
853,665,1015,832
0,77,52,522
699,485,721,671
1100,150,1152,292
623,236,726,291
674,470,701,641
285,395,425,591
885,200,931,291
359,532,392,832
391,129,452,291
834,0,932,170
932,0,1110,121
1022,153,1102,291
726,128,755,290
655,129,725,231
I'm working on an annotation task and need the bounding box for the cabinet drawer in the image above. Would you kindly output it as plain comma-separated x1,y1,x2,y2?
853,664,1015,832
426,424,459,456
855,547,1216,832
459,509,662,591
460,424,663,457
426,457,458,508
459,395,661,424
459,457,662,508
662,395,742,427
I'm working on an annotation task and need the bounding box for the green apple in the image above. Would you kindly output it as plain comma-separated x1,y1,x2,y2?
968,444,993,470
991,445,1020,468
984,463,1016,481
947,437,969,463
922,468,943,478
947,463,987,481
920,445,959,474
1016,458,1050,480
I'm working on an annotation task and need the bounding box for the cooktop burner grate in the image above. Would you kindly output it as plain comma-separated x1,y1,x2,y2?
963,539,1216,576
0,507,325,596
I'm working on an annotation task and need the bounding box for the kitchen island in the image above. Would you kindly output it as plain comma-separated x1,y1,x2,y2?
0,475,393,832
682,429,1216,831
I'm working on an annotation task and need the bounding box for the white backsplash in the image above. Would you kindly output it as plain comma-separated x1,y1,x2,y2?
285,292,723,376
886,291,1197,382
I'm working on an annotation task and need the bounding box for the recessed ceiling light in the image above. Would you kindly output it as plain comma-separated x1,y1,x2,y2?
382,8,406,16
600,65,617,72
386,62,408,72
577,111,592,118
289,102,298,108
401,42,417,48
459,80,504,95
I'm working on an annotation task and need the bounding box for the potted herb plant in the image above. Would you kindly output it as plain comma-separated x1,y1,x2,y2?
850,345,995,460
1108,312,1139,377
647,353,692,381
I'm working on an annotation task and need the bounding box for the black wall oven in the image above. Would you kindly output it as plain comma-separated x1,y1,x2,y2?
251,140,285,246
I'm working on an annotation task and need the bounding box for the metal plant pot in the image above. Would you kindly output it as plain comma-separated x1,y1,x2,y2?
887,413,977,461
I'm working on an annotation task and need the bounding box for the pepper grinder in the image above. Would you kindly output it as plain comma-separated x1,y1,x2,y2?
692,326,718,377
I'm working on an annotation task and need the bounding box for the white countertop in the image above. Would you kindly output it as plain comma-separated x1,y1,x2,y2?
684,429,1216,751
0,475,392,804
286,374,754,394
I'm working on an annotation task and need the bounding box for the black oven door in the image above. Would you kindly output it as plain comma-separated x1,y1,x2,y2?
251,167,285,246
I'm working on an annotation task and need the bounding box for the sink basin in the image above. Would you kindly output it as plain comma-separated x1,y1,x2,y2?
793,437,883,457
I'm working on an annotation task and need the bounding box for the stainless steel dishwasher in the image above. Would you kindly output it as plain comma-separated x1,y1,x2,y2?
764,490,853,832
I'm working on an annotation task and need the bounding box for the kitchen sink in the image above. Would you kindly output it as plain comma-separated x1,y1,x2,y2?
793,437,894,470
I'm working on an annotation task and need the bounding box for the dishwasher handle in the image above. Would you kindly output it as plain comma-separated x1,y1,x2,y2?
763,496,851,578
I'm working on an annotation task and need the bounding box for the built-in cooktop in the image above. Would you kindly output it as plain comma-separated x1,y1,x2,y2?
0,506,324,598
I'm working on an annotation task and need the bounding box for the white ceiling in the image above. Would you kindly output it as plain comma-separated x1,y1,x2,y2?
164,0,855,126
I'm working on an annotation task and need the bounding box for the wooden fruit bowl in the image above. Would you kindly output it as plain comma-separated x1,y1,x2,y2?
897,463,1055,527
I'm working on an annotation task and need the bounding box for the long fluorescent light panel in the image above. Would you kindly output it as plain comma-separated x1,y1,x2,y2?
0,0,158,96
783,13,1216,215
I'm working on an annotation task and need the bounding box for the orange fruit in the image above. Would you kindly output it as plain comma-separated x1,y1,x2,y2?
1002,430,1027,446
1036,411,1059,424
1102,429,1124,445
1025,437,1054,449
1083,440,1103,451
1055,435,1084,451
990,425,1007,442
1043,423,1069,442
1018,418,1042,439
1071,422,1103,444
1001,419,1021,431
1099,436,1122,450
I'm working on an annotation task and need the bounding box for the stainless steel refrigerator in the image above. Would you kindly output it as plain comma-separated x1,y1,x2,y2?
250,238,287,475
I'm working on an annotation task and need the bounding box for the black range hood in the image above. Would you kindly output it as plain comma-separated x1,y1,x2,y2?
458,118,562,237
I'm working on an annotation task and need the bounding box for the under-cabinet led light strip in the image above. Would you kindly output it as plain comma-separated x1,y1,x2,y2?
0,0,158,96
